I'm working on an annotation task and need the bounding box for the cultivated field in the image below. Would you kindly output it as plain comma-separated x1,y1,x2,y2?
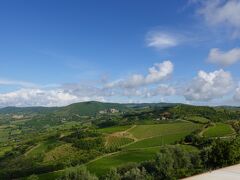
128,122,201,139
105,136,133,149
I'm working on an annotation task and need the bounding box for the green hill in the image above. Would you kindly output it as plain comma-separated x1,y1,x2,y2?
55,101,129,116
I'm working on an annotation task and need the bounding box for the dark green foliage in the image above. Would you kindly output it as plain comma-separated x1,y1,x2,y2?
201,137,240,168
62,128,104,151
104,165,152,180
150,146,202,179
121,167,152,180
229,120,240,134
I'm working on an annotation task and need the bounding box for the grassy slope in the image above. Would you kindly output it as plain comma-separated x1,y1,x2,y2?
203,123,235,138
129,122,201,139
124,132,190,149
87,147,160,176
86,123,202,176
87,144,199,176
25,139,61,157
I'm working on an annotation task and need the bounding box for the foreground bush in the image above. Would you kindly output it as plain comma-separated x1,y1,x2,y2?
57,165,98,180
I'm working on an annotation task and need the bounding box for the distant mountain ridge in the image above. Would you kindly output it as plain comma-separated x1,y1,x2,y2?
0,101,239,119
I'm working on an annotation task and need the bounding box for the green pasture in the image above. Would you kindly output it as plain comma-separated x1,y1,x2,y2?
203,123,235,138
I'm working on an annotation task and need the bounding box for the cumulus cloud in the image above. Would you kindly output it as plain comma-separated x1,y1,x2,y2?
0,88,105,107
106,61,174,88
208,48,240,66
0,62,175,107
184,69,234,101
197,0,240,38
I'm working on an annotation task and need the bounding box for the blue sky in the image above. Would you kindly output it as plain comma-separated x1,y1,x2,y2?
0,0,240,107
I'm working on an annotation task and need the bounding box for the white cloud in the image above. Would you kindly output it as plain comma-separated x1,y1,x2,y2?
148,84,176,97
234,86,240,102
121,84,175,98
106,61,174,88
184,69,234,101
0,88,105,107
0,79,37,88
146,31,179,49
208,48,240,66
197,0,240,38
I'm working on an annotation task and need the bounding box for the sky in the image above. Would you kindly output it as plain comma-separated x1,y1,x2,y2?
0,0,240,107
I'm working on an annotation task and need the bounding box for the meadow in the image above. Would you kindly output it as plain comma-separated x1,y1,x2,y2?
129,122,201,139
203,123,235,138
87,147,160,176
124,132,190,149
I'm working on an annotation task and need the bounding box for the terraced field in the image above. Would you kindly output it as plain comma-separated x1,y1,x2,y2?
203,123,235,138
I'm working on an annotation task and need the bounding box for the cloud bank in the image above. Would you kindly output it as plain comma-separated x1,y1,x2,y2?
197,0,240,38
208,48,240,66
184,69,234,101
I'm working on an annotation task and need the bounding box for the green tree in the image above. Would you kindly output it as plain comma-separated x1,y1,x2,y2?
154,152,174,179
104,168,120,180
57,165,98,180
27,174,39,180
122,167,152,180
